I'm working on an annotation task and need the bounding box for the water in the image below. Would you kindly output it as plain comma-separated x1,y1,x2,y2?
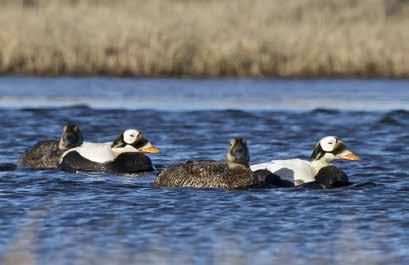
0,78,408,264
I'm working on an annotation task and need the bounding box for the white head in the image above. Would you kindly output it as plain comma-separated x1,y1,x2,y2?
111,129,159,154
123,129,140,145
310,136,360,163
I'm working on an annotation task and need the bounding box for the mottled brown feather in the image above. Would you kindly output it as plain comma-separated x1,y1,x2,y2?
18,140,64,169
154,160,259,189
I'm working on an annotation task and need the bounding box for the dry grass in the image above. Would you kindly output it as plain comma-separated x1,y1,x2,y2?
0,0,409,77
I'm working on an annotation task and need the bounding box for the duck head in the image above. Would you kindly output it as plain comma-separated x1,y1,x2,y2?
226,138,250,169
311,136,360,164
58,123,84,150
111,129,159,154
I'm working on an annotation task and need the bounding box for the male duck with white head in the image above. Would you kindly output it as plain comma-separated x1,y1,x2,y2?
59,129,159,174
251,136,360,188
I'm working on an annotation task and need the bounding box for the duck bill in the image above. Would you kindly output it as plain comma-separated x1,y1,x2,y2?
336,150,360,161
139,144,160,154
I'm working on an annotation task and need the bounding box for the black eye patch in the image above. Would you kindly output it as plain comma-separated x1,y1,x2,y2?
132,137,149,149
332,141,346,155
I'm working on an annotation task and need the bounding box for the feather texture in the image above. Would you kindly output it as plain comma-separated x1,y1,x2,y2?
155,160,258,189
18,140,63,169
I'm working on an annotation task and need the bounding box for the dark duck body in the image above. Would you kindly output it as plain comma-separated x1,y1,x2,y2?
60,151,154,174
155,138,275,189
299,165,376,189
59,129,159,174
18,123,83,169
298,165,351,189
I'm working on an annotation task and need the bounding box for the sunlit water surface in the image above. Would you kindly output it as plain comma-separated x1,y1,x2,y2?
0,78,408,265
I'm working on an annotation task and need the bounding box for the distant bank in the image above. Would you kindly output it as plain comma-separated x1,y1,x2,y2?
1,0,409,77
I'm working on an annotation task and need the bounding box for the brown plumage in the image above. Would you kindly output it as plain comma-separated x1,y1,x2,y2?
154,160,258,189
18,140,63,169
154,138,270,189
18,123,83,169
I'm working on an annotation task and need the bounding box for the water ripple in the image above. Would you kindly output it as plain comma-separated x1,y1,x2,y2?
0,105,407,264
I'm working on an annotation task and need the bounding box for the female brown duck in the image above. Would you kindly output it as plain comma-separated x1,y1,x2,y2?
18,123,84,169
154,138,276,189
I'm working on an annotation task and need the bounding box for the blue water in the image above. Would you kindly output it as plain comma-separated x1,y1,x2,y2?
0,78,408,264
1,77,409,110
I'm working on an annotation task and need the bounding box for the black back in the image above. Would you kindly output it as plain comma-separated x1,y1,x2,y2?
110,152,153,174
252,169,294,187
298,165,352,189
59,151,154,174
315,165,351,188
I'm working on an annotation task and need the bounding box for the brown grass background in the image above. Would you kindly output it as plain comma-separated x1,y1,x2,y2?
1,0,409,77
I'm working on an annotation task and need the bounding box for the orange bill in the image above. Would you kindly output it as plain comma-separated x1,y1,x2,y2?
337,150,360,161
140,145,160,154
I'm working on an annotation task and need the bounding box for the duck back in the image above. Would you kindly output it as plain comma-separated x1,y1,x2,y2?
18,140,62,169
155,160,257,189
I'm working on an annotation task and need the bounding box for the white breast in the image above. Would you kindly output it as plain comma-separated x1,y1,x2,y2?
62,142,115,164
251,158,315,185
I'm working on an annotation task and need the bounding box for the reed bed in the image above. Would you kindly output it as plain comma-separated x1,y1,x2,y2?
0,0,409,77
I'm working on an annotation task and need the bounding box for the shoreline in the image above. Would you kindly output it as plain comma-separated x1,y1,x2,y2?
2,74,409,80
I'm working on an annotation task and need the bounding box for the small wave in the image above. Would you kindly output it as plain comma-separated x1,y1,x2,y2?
0,163,17,171
378,116,402,126
222,109,259,119
378,109,409,126
385,109,409,116
348,181,378,189
21,104,91,112
309,108,340,115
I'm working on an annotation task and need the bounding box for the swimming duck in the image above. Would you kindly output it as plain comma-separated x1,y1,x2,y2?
154,138,276,189
59,129,159,174
250,136,360,187
18,123,84,169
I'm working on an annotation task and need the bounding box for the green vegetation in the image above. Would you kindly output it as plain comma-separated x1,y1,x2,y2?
1,0,409,77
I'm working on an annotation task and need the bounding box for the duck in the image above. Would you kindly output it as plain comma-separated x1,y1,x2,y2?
250,136,360,187
59,129,159,174
18,123,84,169
154,138,278,189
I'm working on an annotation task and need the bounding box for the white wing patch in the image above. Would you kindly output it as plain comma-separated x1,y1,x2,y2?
251,159,315,184
62,142,115,163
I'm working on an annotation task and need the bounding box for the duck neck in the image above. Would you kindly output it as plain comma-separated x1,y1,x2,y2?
227,161,249,170
111,145,139,158
310,158,332,176
58,139,67,151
